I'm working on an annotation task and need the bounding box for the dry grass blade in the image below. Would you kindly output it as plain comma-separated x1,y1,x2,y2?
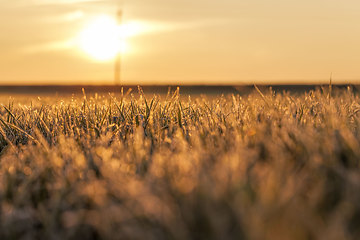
0,117,38,143
0,124,14,148
254,84,270,106
328,72,333,103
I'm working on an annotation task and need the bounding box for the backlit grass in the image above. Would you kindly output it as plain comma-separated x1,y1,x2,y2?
0,87,360,239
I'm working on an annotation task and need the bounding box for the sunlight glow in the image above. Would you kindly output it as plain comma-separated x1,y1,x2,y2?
79,15,123,61
77,15,165,61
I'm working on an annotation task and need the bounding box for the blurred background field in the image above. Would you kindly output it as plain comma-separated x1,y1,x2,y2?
0,84,358,98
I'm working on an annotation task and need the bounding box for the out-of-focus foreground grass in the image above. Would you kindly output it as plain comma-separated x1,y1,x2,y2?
0,87,360,240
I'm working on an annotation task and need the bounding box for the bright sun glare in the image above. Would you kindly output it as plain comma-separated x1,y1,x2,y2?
79,15,128,61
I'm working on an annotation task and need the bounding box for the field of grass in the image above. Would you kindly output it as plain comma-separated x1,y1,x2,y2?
0,87,360,239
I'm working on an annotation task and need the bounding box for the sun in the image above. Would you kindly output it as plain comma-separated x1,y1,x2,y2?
78,15,126,61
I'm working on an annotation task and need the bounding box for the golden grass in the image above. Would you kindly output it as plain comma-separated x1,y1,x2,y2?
0,87,359,239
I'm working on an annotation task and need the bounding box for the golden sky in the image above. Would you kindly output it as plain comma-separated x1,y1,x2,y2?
1,0,360,85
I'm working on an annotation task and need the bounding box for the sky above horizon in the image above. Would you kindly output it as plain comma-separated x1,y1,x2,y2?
1,0,360,85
